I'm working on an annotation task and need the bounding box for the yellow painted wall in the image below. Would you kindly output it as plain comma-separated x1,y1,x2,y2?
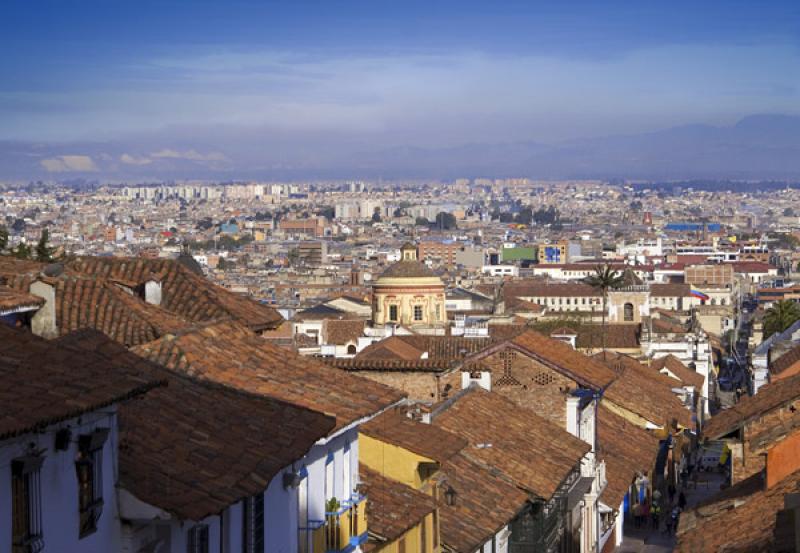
601,399,656,430
373,512,439,553
360,434,435,489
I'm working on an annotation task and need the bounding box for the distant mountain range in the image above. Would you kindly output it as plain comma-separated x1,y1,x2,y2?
347,115,800,180
2,114,800,182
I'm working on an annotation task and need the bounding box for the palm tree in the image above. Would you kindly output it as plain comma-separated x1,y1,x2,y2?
764,300,800,339
585,264,625,354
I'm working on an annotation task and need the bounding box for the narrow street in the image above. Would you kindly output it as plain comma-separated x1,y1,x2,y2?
617,467,727,552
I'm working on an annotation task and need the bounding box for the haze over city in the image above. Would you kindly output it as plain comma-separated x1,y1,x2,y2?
2,0,800,180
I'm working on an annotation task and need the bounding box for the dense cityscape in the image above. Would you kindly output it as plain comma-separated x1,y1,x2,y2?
3,1,800,553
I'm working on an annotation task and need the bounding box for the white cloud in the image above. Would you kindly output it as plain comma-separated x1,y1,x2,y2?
120,153,152,165
150,148,227,162
40,155,97,172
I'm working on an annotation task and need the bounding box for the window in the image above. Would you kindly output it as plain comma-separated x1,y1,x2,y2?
346,344,357,355
12,454,44,553
242,493,265,553
398,537,406,553
389,305,398,322
187,524,209,553
76,429,109,538
623,303,634,322
413,305,423,321
420,517,426,553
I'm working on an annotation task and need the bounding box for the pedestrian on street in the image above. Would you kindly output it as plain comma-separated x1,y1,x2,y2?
679,491,687,510
651,503,661,530
632,502,642,528
670,507,681,535
642,500,650,526
668,483,676,504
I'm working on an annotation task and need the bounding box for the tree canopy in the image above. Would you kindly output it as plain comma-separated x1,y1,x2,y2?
764,300,800,339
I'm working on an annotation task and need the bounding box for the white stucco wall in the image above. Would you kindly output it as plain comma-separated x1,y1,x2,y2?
0,409,121,553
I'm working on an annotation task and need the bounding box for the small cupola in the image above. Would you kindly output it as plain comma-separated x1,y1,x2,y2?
400,243,418,261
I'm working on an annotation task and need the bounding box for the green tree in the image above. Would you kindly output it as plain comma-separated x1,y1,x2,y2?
11,242,31,260
514,207,533,225
0,225,7,251
763,300,800,338
372,207,382,223
415,217,429,226
584,264,625,354
434,212,458,230
784,207,796,217
35,229,55,261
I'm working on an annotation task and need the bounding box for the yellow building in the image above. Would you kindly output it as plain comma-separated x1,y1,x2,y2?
358,409,469,553
360,467,438,553
372,244,446,331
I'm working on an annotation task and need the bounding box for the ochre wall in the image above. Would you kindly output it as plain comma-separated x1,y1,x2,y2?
359,434,434,489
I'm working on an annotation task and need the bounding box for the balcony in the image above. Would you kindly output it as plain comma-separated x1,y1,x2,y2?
299,520,326,553
324,494,368,553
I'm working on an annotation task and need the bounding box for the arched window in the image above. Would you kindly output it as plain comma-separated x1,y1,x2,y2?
346,344,357,355
624,303,634,322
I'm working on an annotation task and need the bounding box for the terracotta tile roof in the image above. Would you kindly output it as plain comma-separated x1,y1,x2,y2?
650,283,693,297
394,335,495,360
649,317,689,335
703,373,800,440
66,255,283,331
34,274,188,345
360,409,467,463
359,467,436,546
574,324,641,350
324,358,455,373
597,405,660,509
356,336,426,361
431,388,590,499
294,304,353,321
651,355,706,389
378,260,439,279
486,324,528,341
0,326,164,441
120,371,335,521
0,254,283,344
504,330,617,389
436,453,530,553
770,344,800,377
676,469,800,553
597,352,693,429
131,320,405,431
322,319,365,345
0,285,44,313
507,299,545,313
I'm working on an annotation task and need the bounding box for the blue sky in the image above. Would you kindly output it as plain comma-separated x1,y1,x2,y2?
1,0,799,178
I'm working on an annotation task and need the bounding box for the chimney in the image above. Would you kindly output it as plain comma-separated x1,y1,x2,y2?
29,279,57,339
143,279,162,306
766,427,800,490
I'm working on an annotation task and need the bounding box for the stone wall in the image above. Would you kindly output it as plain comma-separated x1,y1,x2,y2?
350,369,461,403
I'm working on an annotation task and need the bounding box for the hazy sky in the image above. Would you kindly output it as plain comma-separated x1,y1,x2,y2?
1,0,799,178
